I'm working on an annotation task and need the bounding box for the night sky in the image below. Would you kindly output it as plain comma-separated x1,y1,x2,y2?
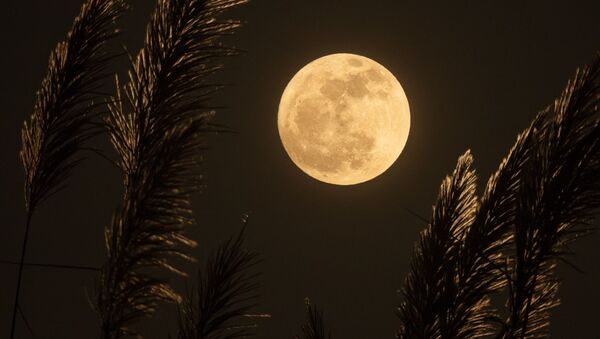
1,1,600,338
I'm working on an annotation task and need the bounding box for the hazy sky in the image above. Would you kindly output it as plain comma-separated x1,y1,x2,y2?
1,1,599,338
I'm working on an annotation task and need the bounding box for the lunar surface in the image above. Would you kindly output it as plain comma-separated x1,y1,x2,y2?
277,53,410,185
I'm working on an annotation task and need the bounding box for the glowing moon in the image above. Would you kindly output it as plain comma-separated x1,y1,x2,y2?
277,53,410,185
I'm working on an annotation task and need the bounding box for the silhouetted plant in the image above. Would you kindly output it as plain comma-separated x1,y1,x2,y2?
95,0,247,337
396,110,547,339
397,54,600,339
397,151,478,338
14,0,126,337
426,113,547,339
295,299,333,339
176,221,267,339
450,113,545,339
500,55,600,338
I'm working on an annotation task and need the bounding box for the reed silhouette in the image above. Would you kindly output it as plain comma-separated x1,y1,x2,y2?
176,221,268,339
295,300,333,339
15,0,126,337
397,55,600,339
14,0,249,337
96,0,248,337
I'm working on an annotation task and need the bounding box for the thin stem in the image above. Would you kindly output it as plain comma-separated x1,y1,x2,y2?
17,304,35,337
0,259,99,272
404,207,429,224
520,270,540,339
11,210,33,339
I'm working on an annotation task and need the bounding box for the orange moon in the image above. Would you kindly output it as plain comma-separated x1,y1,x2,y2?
277,53,410,185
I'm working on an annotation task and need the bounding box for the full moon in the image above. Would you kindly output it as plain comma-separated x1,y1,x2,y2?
277,53,410,185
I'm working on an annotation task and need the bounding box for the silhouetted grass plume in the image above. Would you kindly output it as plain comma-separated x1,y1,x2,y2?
95,0,247,337
14,0,126,337
425,113,547,339
176,221,267,338
397,151,478,338
397,54,600,338
295,299,333,339
499,55,600,338
449,113,545,339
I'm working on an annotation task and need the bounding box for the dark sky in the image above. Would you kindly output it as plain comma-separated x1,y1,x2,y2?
1,1,600,338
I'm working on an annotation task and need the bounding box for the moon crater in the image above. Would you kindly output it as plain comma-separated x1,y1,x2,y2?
278,53,410,185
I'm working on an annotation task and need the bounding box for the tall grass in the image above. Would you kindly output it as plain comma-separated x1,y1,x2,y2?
500,55,600,338
398,151,479,338
95,0,247,337
176,222,267,339
397,55,600,339
295,299,333,339
15,0,126,337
